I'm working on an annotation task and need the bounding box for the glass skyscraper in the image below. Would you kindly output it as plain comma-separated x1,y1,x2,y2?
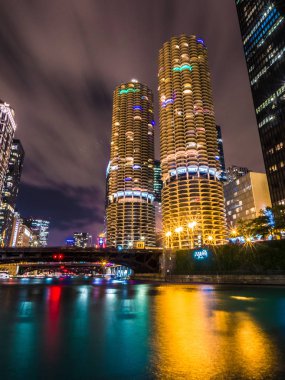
158,35,226,249
0,139,24,246
0,101,16,197
236,1,285,205
106,80,156,249
24,218,50,247
154,160,163,203
216,126,227,182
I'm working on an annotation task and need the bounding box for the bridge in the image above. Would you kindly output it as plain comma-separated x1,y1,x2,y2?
0,247,162,274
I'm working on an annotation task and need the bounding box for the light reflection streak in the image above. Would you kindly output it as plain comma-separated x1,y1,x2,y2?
151,286,278,379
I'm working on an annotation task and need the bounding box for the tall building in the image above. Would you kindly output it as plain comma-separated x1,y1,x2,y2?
216,126,227,182
158,35,226,248
0,139,24,246
9,212,21,247
0,101,17,197
106,80,156,249
226,165,250,183
73,232,92,248
154,160,163,203
9,213,32,247
224,172,271,227
235,1,285,205
24,218,50,247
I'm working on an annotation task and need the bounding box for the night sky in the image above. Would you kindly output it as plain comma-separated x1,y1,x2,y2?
0,0,264,245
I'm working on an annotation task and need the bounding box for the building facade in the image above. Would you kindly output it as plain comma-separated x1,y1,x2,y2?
9,213,32,247
158,35,226,248
0,101,17,197
226,165,250,183
236,1,285,205
216,126,227,182
224,172,271,227
0,139,24,246
154,160,163,203
73,232,92,248
24,218,50,247
106,80,156,248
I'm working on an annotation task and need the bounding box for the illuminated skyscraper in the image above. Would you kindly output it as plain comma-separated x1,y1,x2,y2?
106,80,156,248
73,232,92,248
0,101,16,196
0,139,24,246
235,1,285,205
24,218,50,247
158,35,226,248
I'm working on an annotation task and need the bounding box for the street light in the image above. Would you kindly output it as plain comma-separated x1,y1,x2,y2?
207,235,214,244
187,221,197,229
175,226,183,249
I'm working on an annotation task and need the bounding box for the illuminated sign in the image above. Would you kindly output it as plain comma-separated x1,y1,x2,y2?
168,166,220,179
193,249,208,260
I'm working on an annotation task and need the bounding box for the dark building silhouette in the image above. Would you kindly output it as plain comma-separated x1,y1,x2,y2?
73,232,92,248
154,160,163,203
236,1,285,205
226,165,250,183
0,139,24,246
216,126,227,182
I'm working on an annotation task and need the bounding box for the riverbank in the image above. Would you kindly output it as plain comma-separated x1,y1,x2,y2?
133,273,285,285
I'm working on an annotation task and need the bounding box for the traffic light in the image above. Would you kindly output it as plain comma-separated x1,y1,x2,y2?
52,254,64,260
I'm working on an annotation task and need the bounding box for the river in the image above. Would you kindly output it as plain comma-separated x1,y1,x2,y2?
0,278,284,379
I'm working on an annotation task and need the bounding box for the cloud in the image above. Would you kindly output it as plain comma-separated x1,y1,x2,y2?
0,0,264,244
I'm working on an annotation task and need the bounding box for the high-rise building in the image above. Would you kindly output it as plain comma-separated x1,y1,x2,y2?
9,212,21,247
96,233,106,249
106,80,156,249
154,160,163,203
235,1,285,205
16,224,33,247
0,101,17,197
216,126,227,182
9,213,32,247
24,218,50,247
224,171,271,227
158,35,226,248
73,232,92,248
226,165,250,183
0,139,24,246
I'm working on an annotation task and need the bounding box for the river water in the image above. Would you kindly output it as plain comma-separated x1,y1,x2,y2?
0,278,285,379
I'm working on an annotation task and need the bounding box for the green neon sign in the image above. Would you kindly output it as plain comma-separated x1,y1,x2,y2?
172,64,193,72
119,88,140,95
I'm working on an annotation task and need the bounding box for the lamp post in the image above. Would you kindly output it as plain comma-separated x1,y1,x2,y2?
175,226,183,249
187,221,197,249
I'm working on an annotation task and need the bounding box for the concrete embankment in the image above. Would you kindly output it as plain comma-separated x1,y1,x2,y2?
133,274,285,285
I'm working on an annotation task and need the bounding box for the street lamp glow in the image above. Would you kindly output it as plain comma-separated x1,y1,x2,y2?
188,221,197,229
175,227,183,233
231,228,237,236
165,231,172,237
207,235,213,242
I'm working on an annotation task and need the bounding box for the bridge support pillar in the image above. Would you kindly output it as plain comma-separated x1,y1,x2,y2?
160,249,175,276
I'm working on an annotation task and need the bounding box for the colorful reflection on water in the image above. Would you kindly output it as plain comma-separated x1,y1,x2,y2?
0,278,284,379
